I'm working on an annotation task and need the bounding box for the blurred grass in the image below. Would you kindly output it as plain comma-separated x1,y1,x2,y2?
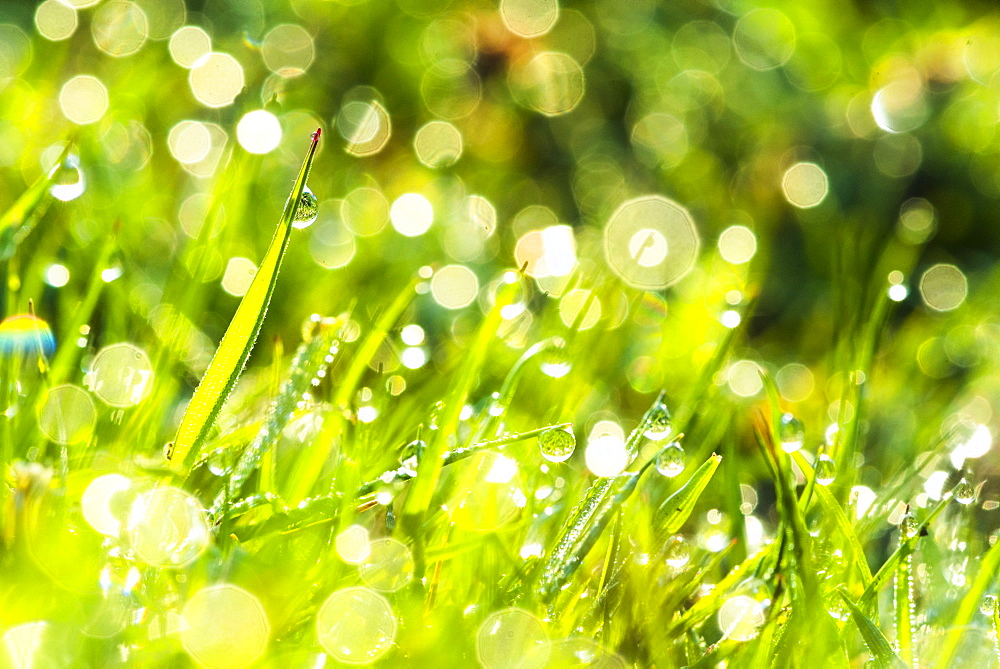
2,0,1000,666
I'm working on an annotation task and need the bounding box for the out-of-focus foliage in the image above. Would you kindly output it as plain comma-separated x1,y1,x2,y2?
3,0,1000,665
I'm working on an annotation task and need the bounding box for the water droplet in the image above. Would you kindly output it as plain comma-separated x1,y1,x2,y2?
539,345,572,378
539,426,575,463
815,455,836,486
981,595,997,616
49,154,86,202
954,478,976,505
644,402,672,440
664,536,690,568
900,512,919,539
655,442,685,477
779,413,804,453
293,186,318,229
717,595,766,642
208,448,233,476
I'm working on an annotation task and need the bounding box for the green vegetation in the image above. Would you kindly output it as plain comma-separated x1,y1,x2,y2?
3,0,1000,666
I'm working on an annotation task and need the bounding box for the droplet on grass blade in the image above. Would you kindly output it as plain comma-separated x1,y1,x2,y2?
207,447,233,475
815,454,836,485
292,187,318,228
718,595,767,642
539,426,575,463
644,402,672,440
779,413,804,453
655,442,685,477
954,478,976,505
980,595,997,615
49,153,86,201
475,608,549,669
900,512,919,539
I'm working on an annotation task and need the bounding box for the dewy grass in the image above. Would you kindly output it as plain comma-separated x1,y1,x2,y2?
6,0,1000,666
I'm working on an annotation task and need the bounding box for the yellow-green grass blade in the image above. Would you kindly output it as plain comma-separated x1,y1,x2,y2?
167,129,321,473
837,588,907,668
936,529,1000,666
0,143,73,262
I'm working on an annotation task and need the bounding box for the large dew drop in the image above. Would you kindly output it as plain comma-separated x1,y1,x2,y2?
778,413,804,453
316,586,397,665
981,595,997,616
655,442,685,477
954,478,976,505
814,455,836,486
475,608,549,669
644,402,672,441
539,426,576,463
292,187,319,229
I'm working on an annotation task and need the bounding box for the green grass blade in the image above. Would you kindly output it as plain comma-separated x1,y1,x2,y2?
0,143,72,262
655,453,722,540
936,528,1000,666
285,277,417,503
167,129,321,473
837,588,907,668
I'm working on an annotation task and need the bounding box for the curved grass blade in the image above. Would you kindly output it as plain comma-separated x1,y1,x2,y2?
936,526,1000,666
654,452,722,541
837,588,907,669
0,143,73,262
167,129,322,473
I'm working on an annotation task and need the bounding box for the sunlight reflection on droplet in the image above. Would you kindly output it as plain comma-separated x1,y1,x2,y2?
317,587,397,665
127,484,210,567
35,0,78,41
221,257,257,297
237,110,282,154
511,51,585,116
261,23,314,77
81,474,132,536
919,264,967,311
414,120,463,168
359,538,414,592
476,608,549,669
189,52,244,108
181,584,269,669
168,120,212,164
431,265,479,309
728,360,763,397
390,193,434,237
584,434,629,477
59,75,109,125
499,0,559,38
336,525,371,564
781,162,828,208
169,25,211,68
604,196,699,289
733,8,796,71
86,343,153,407
718,595,766,641
92,1,148,57
37,384,96,445
558,289,601,330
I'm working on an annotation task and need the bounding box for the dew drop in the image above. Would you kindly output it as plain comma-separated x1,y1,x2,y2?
815,455,836,486
538,426,576,463
664,536,690,568
954,478,976,505
208,448,233,476
779,413,804,453
655,442,685,477
49,154,86,202
900,512,919,539
981,595,997,616
644,402,672,440
292,187,318,229
539,346,572,379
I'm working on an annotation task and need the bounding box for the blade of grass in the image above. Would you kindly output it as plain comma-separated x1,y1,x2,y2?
936,524,1000,666
0,143,73,263
166,129,321,473
285,276,417,503
837,588,907,668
